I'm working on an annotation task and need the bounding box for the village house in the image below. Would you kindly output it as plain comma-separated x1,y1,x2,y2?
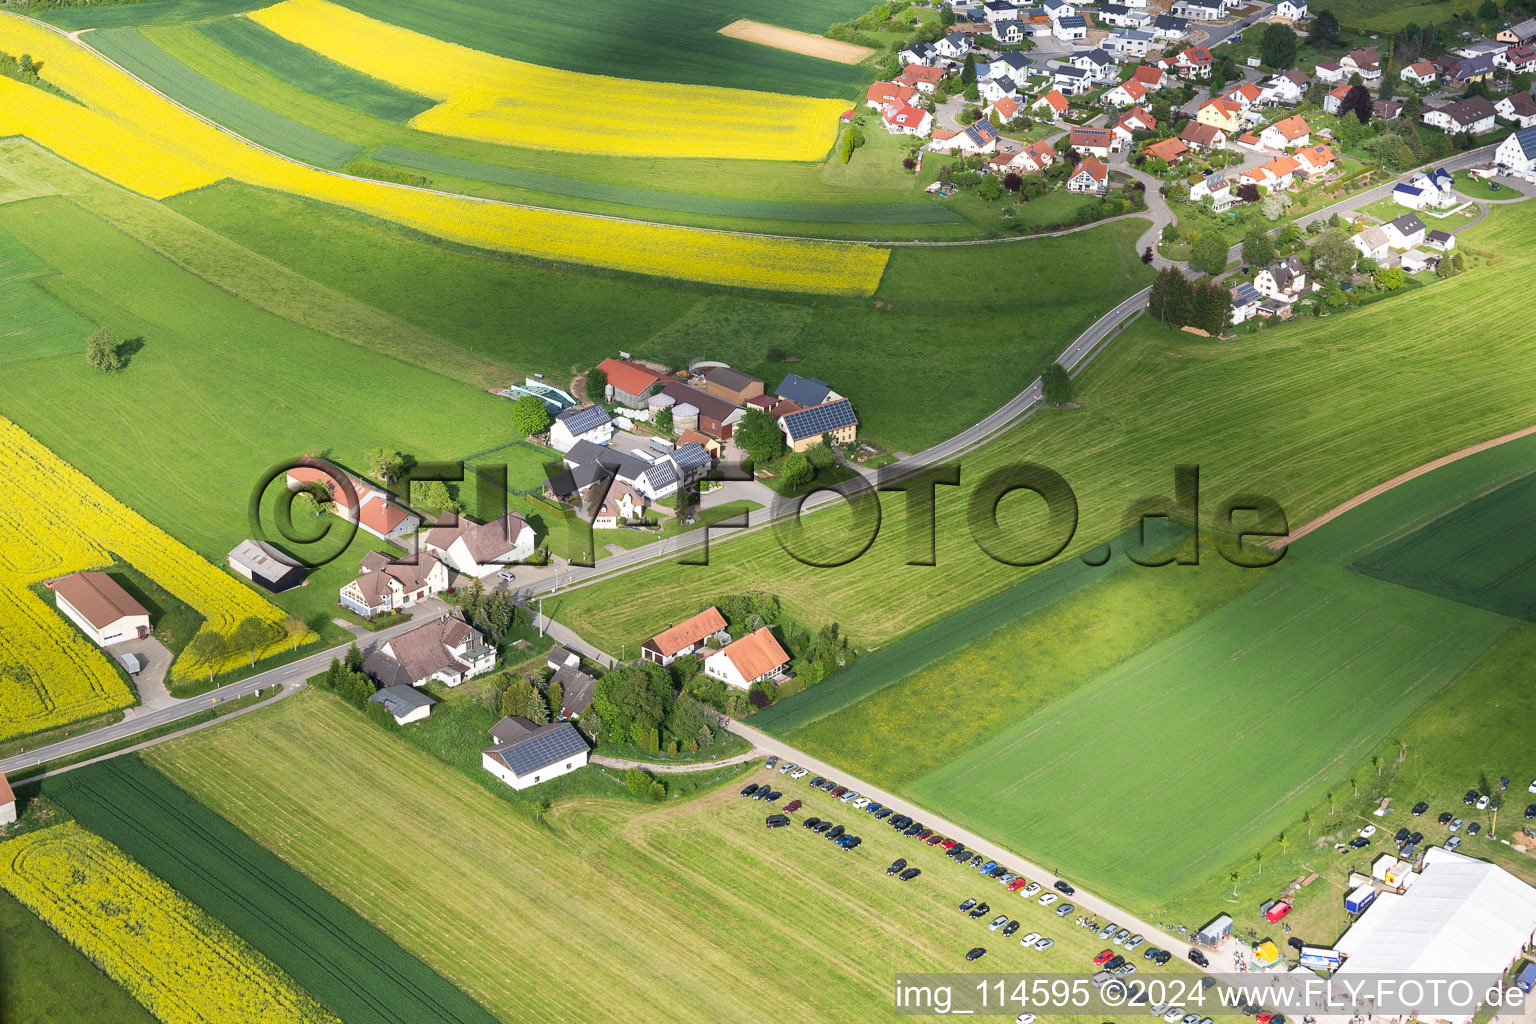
597,357,667,407
1273,0,1307,19
363,610,494,688
1170,45,1214,78
1322,85,1353,116
1373,98,1403,121
1254,256,1309,303
979,75,1021,106
699,366,764,406
1422,96,1498,135
882,98,932,136
1112,106,1155,145
1150,14,1190,41
1052,63,1094,96
1068,48,1116,83
1031,89,1070,120
1145,137,1188,164
1130,64,1167,91
1229,281,1262,324
1105,28,1155,57
340,550,449,618
985,51,1033,84
1070,127,1116,158
1500,45,1536,75
1097,2,1152,27
780,398,859,453
482,717,590,791
545,645,596,720
641,606,728,666
1294,143,1336,176
1424,229,1457,252
1013,138,1059,174
226,539,306,594
286,457,421,543
1067,155,1110,195
1382,213,1427,250
422,512,536,579
1242,155,1302,191
1393,167,1456,210
1180,120,1228,150
1495,125,1536,173
896,63,946,94
1496,92,1536,129
703,626,792,690
369,685,437,725
1400,59,1439,86
775,373,840,407
1260,114,1311,150
1172,0,1224,20
1351,225,1391,262
1497,17,1536,45
1104,78,1149,108
1054,14,1088,40
986,95,1020,123
1224,81,1265,111
1261,69,1308,106
1190,174,1233,211
899,40,940,66
549,403,614,453
0,773,14,827
929,119,1001,156
1341,46,1382,82
1447,53,1497,86
1400,249,1437,274
1313,60,1345,84
659,382,743,439
935,29,973,59
1197,97,1244,133
48,572,150,648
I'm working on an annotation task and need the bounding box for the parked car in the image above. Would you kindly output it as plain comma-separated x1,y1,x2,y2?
989,915,1009,932
1099,922,1118,939
1126,934,1144,950
1035,937,1054,951
959,898,977,913
1154,950,1172,966
764,791,782,802
875,808,892,820
926,834,945,846
1022,882,1041,896
1394,827,1411,844
1106,956,1126,972
1094,949,1116,966
784,800,801,813
1476,795,1490,810
843,836,862,850
969,903,991,919
1438,812,1454,824
940,838,957,849
802,817,821,830
1163,1008,1186,1023
1358,825,1376,838
1525,804,1536,819
840,790,859,803
778,761,795,774
1055,903,1074,917
969,854,986,868
1016,1014,1037,1024
900,867,922,881
1529,779,1536,794
1464,790,1479,805
1117,963,1137,977
1409,831,1422,844
852,797,870,809
1020,932,1041,946
979,860,998,874
1347,837,1370,849
1114,928,1131,945
1449,818,1464,832
1467,822,1482,836
825,825,844,841
753,787,770,801
1003,921,1020,937
904,823,924,838
1143,946,1161,962
1447,835,1464,851
831,786,846,799
766,815,789,828
817,779,835,792
1188,949,1209,967
1039,893,1058,906
810,777,825,789
790,768,808,779
740,784,760,798
812,821,832,834
888,858,907,876
1007,877,1029,891
967,948,987,962
764,755,778,769
914,828,933,841
1054,881,1076,895
989,866,1008,879
1412,801,1429,816
864,802,881,814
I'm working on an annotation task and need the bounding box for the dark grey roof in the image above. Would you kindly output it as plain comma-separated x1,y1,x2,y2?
776,373,832,406
1388,213,1426,236
1056,65,1089,79
781,399,859,441
550,666,596,717
1153,13,1188,29
556,404,612,435
660,382,738,423
1265,256,1306,289
641,460,678,491
942,29,969,45
1058,14,1087,27
486,721,589,777
1427,229,1453,243
369,684,437,716
226,539,306,590
1082,47,1112,65
998,51,1032,70
701,366,761,392
669,442,712,473
1231,282,1262,304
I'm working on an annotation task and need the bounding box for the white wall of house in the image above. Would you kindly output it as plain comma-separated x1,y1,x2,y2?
0,799,14,826
549,418,615,453
482,749,588,790
54,595,149,648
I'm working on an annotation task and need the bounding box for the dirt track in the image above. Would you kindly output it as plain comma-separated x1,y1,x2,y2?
1269,423,1536,549
717,20,873,64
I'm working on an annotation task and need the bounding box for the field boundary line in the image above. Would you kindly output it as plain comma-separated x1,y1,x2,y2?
1270,422,1536,549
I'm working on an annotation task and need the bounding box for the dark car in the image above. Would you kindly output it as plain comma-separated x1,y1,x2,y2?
989,865,1008,878
969,902,991,919
966,947,986,962
766,815,790,828
843,836,862,850
1412,802,1429,816
970,854,987,868
875,808,893,820
865,802,882,814
1155,950,1172,966
904,823,924,837
1468,822,1482,836
740,783,760,797
900,867,922,881
1409,831,1423,844
1526,804,1536,819
765,791,782,802
765,755,778,769
1188,949,1209,968
1054,880,1076,895
753,788,770,801
1464,790,1479,805
959,898,977,913
831,786,847,799
888,858,907,876
826,825,845,841
802,817,822,830
1438,812,1454,825
1106,956,1126,972
810,777,825,789
1394,827,1411,844
1347,836,1370,849
784,800,802,813
818,779,836,792
1003,921,1020,937
813,821,833,834
1142,946,1160,961
1287,937,1304,952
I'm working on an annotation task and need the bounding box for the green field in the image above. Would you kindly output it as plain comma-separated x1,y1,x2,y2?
0,888,159,1024
908,564,1509,908
0,221,94,366
44,757,501,1024
144,691,1197,1024
1320,0,1485,31
1352,471,1536,621
550,199,1536,653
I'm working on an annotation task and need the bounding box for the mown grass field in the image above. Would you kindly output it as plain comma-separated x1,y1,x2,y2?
44,758,499,1024
0,888,158,1024
908,564,1509,909
0,220,92,365
551,200,1536,653
1321,0,1485,31
146,691,1197,1024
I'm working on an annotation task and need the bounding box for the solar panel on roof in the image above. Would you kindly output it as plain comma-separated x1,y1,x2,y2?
497,724,589,776
783,400,858,440
670,443,710,470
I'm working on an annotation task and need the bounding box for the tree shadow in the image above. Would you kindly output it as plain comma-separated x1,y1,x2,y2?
115,336,145,368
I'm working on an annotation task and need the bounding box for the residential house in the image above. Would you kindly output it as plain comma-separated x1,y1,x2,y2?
1130,65,1167,91
935,29,973,59
1112,106,1155,144
48,572,150,647
1197,98,1244,133
1273,0,1307,19
1260,114,1311,150
659,382,743,439
1313,61,1346,84
422,512,536,579
929,118,1001,155
226,539,306,594
703,627,792,690
700,366,765,406
1424,229,1457,251
1242,155,1302,191
1254,256,1309,302
979,75,1021,106
1014,138,1058,174
1261,69,1308,106
1496,125,1536,171
1105,28,1155,57
339,550,449,617
1500,44,1536,75
550,438,712,509
1053,14,1088,40
1400,249,1436,274
1181,120,1228,149
1497,92,1536,129
1145,137,1188,164
1393,167,1456,209
1172,0,1224,20
1496,18,1536,45
1190,174,1233,211
1068,48,1116,83
1097,2,1151,26
866,80,921,114
597,357,667,407
1172,45,1214,78
1224,82,1265,111
369,685,437,725
285,457,420,543
1341,46,1382,82
776,373,839,407
549,403,615,453
1257,297,1295,320
1382,213,1427,250
1294,143,1337,176
1423,96,1498,135
1104,78,1150,107
482,717,590,791
987,95,1021,123
899,41,940,66
985,51,1033,84
1150,14,1190,41
641,606,728,666
1323,85,1353,116
881,98,932,136
1067,155,1110,194
1070,126,1117,157
363,610,494,688
780,398,859,452
546,646,596,720
0,773,13,827
1374,98,1404,120
1447,53,1497,86
1052,64,1094,95
1031,89,1070,119
1351,225,1391,261
1042,0,1075,21
993,16,1028,44
1229,281,1262,324
1400,59,1439,86
896,63,946,94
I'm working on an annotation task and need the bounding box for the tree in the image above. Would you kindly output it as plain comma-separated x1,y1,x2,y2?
1236,182,1261,204
624,768,655,799
1260,193,1292,221
187,631,227,683
1041,362,1074,406
839,130,856,163
779,451,814,490
592,663,672,743
654,406,673,432
283,614,308,650
939,5,954,25
664,696,712,748
1191,233,1229,276
1192,281,1230,334
1260,23,1297,69
961,52,976,84
1311,228,1358,278
1003,172,1022,192
501,677,549,724
86,329,123,372
585,366,608,403
1242,228,1274,267
1342,84,1374,125
1141,246,1154,264
547,679,564,720
978,175,1003,201
732,407,784,470
805,439,836,471
17,54,36,77
1478,0,1499,18
1148,267,1192,327
1403,89,1423,121
414,479,454,513
511,394,551,437
962,82,979,102
1374,265,1405,291
324,656,343,691
364,447,407,483
345,641,364,673
1312,8,1341,45
231,616,278,667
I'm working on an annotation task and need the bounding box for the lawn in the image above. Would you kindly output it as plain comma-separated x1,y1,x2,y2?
550,199,1536,654
0,889,158,1024
144,690,1198,1024
1453,172,1509,202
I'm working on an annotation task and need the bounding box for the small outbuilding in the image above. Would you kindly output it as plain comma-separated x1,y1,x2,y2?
0,772,14,827
368,684,438,725
227,539,307,593
1195,913,1233,946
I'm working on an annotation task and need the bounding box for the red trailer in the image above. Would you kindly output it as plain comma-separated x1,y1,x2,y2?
1264,901,1292,923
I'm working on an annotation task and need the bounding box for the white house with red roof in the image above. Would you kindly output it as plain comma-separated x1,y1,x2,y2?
1067,156,1109,194
1031,89,1070,120
1294,144,1336,176
987,95,1020,123
1169,45,1213,78
1104,78,1149,107
1130,65,1167,91
1112,106,1155,144
1259,114,1311,150
882,100,932,136
1400,59,1439,86
866,81,919,113
1012,139,1058,174
597,357,666,407
703,626,791,690
1499,44,1536,74
1224,82,1264,110
1497,92,1536,128
286,457,420,542
896,63,946,95
929,118,1000,155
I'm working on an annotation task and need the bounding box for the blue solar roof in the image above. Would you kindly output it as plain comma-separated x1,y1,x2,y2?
776,373,832,407
643,461,678,491
782,399,858,441
492,723,589,777
557,404,612,435
1232,282,1261,304
670,442,711,472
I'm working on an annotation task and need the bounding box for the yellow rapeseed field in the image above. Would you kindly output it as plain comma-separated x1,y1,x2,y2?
0,823,339,1024
249,0,847,160
0,415,304,719
0,14,888,295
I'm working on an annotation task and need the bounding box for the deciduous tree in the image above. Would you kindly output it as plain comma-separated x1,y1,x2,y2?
365,447,407,483
585,366,608,403
1242,228,1274,267
1041,362,1074,405
187,631,227,682
733,408,784,470
86,329,123,373
511,394,552,437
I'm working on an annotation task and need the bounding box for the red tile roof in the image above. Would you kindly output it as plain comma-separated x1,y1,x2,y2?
716,626,789,683
598,358,666,398
648,607,727,658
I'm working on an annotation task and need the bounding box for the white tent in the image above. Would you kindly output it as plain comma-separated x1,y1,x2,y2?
1334,847,1536,976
